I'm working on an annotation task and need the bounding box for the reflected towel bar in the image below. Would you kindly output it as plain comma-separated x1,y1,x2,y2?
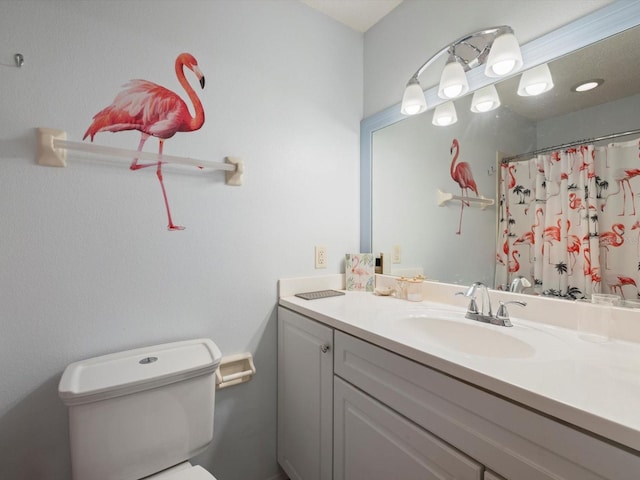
36,127,244,186
437,188,495,210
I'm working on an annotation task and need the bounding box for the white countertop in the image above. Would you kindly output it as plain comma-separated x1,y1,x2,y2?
279,281,640,453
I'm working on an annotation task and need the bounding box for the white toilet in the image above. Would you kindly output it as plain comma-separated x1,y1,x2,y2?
58,338,222,480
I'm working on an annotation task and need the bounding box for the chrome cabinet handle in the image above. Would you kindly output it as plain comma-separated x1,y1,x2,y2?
320,344,331,353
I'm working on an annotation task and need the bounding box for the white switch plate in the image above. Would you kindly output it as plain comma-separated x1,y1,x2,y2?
315,246,328,269
391,244,401,264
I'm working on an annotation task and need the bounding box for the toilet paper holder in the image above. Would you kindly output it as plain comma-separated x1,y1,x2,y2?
215,352,256,389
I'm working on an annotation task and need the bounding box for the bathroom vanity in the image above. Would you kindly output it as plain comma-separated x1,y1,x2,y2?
277,278,640,480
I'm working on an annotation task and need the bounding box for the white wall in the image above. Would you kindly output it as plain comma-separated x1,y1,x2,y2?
363,0,613,118
0,1,361,479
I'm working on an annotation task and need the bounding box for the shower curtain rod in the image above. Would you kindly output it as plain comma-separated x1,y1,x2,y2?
501,127,640,164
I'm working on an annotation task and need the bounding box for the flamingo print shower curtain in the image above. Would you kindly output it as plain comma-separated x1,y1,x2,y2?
496,138,640,300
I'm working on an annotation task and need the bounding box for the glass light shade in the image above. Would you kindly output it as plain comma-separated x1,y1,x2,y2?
517,63,554,96
485,32,523,77
432,101,458,126
470,84,501,113
401,80,427,115
437,61,469,99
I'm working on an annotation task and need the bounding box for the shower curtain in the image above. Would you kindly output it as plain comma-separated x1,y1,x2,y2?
496,137,640,300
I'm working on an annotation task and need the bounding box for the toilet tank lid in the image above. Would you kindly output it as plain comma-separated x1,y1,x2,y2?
58,338,222,405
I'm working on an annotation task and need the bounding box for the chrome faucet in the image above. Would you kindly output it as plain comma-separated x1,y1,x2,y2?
456,282,526,327
465,282,493,318
509,276,532,293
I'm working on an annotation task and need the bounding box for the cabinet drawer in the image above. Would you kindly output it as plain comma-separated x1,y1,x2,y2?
334,377,482,480
334,331,640,480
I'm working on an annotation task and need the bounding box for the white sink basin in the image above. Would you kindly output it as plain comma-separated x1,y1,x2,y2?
396,315,535,358
378,307,566,360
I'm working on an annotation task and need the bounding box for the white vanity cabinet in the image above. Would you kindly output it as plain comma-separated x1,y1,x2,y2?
277,307,333,480
278,307,640,480
333,376,483,480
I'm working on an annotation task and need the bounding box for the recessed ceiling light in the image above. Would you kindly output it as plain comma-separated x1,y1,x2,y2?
571,79,604,92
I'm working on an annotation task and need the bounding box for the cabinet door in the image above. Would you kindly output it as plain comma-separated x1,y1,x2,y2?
334,377,483,480
277,307,333,480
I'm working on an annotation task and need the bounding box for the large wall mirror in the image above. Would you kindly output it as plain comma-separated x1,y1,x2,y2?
361,1,640,298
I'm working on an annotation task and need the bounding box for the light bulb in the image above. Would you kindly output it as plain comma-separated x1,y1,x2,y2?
490,59,516,76
432,101,458,126
470,85,501,113
401,80,427,115
517,63,554,97
485,31,523,78
438,61,469,100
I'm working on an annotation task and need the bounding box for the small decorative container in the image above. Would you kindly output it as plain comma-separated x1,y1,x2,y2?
406,278,424,302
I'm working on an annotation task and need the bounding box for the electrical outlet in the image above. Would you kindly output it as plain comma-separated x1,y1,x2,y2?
391,244,401,264
315,246,328,269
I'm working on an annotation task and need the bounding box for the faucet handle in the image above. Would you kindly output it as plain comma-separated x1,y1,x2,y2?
456,291,479,314
495,300,527,327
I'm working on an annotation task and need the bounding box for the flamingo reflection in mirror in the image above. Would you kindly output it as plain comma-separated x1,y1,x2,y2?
83,53,206,230
450,138,479,234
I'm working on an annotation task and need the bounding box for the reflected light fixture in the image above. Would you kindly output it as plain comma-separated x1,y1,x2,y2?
470,84,501,113
517,63,554,96
571,79,604,92
432,101,458,126
400,26,523,124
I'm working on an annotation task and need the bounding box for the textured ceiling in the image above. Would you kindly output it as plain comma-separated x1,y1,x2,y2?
497,25,640,122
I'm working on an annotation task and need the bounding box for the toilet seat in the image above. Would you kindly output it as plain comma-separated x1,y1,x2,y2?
148,465,217,480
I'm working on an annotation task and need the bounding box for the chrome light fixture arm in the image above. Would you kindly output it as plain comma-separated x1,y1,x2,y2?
408,25,513,84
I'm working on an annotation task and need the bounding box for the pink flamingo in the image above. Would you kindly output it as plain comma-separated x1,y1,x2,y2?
542,218,565,264
514,208,542,262
632,220,640,256
568,192,585,225
450,138,479,235
566,234,581,274
583,243,592,277
606,274,639,299
508,250,520,273
350,256,370,290
83,53,206,230
506,164,516,190
601,168,640,216
599,223,625,270
514,231,534,262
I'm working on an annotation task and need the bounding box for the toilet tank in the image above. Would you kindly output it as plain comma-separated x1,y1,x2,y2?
59,338,222,480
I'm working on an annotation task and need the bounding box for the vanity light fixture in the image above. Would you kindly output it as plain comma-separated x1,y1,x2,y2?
400,26,522,123
438,59,469,99
517,63,554,96
571,78,604,93
401,77,428,115
470,84,501,113
484,30,523,77
432,101,458,126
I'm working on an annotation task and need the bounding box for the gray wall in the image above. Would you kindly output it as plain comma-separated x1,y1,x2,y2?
0,1,361,479
372,95,535,286
537,93,640,148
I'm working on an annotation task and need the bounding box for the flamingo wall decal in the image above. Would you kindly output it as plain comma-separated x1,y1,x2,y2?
449,138,479,235
83,52,206,230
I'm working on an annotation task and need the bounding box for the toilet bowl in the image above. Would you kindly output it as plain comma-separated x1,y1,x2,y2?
58,338,222,480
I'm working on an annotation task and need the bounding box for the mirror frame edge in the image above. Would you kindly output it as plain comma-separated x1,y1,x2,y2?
360,0,640,253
